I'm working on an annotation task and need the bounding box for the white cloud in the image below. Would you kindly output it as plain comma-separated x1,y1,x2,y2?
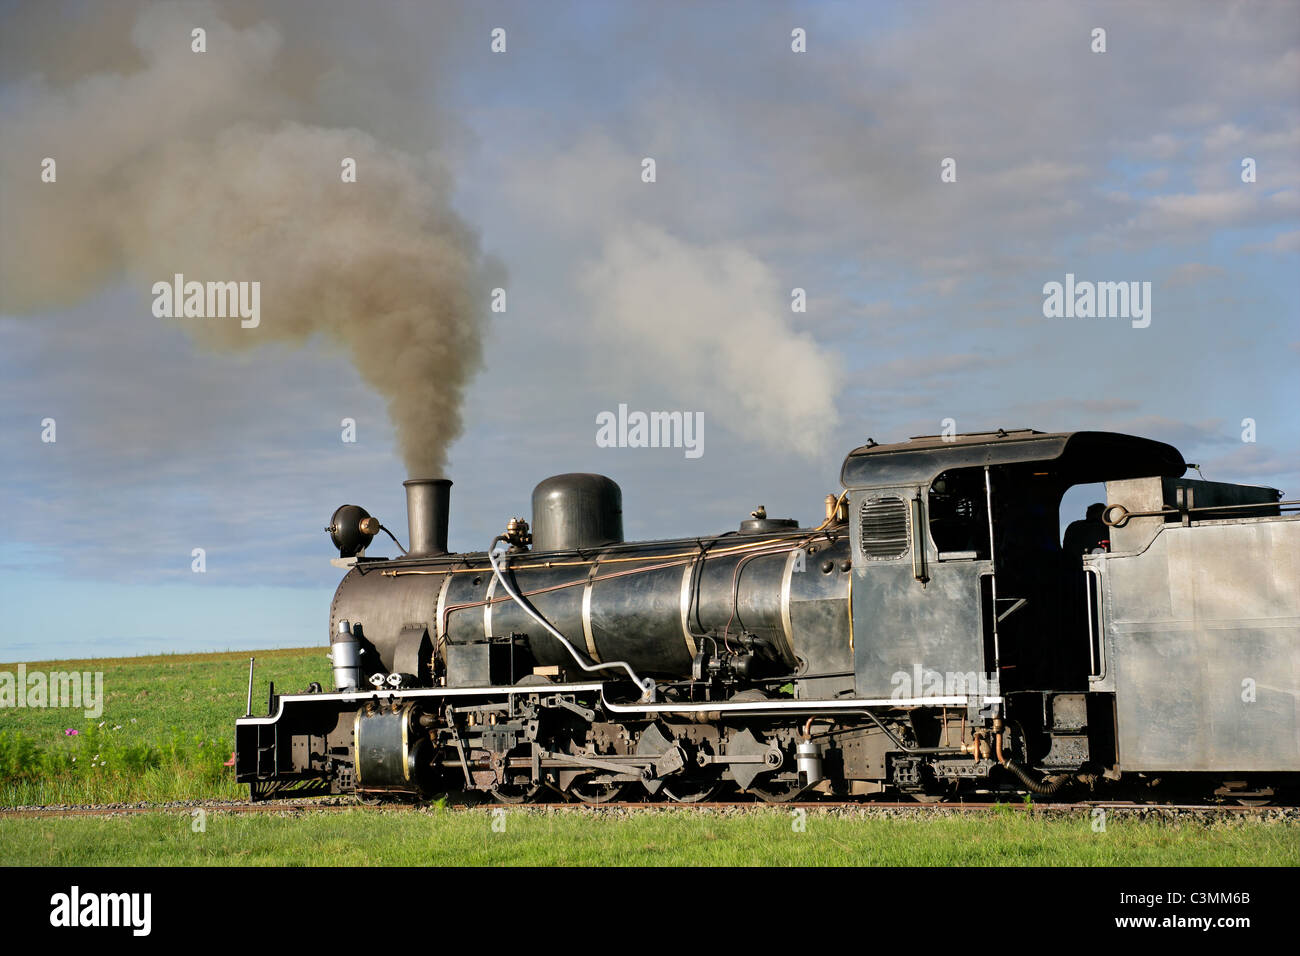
1246,229,1300,253
579,224,841,457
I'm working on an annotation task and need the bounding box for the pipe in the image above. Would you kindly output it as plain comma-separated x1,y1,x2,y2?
992,717,1072,794
487,537,656,700
245,657,255,717
1001,757,1071,795
383,529,830,574
603,692,975,716
404,478,451,556
861,708,966,755
1103,498,1299,527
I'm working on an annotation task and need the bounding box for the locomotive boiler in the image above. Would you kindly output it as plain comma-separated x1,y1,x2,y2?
235,429,1300,804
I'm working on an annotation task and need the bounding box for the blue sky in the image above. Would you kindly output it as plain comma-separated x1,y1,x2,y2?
1,0,1296,661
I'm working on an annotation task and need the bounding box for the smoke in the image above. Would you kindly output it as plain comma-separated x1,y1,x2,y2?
0,1,496,476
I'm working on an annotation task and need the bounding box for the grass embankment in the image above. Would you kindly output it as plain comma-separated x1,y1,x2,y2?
2,806,1297,866
0,648,328,805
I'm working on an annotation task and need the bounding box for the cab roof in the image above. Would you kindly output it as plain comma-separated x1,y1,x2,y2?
840,428,1186,488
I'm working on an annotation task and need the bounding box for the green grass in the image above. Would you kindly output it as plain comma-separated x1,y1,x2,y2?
2,807,1296,866
1,648,1296,867
0,648,329,805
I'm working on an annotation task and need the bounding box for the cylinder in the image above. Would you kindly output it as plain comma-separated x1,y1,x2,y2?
331,620,362,691
796,739,824,786
531,474,623,552
404,478,451,556
354,703,426,792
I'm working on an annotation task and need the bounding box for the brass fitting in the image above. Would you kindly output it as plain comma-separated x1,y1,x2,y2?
503,516,532,549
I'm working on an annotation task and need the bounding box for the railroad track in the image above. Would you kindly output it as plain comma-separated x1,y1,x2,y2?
1,799,1291,818
0,800,366,818
553,801,1282,813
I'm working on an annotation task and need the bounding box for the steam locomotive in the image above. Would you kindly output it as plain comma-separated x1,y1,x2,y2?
234,429,1299,803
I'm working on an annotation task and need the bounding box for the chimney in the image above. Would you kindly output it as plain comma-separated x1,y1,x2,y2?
403,478,451,556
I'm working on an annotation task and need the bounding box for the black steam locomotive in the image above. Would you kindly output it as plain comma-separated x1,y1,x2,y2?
234,429,1300,803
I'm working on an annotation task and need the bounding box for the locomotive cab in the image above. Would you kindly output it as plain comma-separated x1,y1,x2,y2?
841,429,1188,773
842,428,1185,695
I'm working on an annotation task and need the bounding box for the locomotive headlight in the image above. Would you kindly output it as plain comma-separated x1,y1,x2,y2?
326,504,377,558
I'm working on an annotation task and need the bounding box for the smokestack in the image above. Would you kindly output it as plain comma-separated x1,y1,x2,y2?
403,478,452,557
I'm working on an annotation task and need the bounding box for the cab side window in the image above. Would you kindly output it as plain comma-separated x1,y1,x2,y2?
928,468,990,558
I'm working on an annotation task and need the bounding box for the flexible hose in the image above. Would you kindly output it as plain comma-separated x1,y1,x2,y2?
1002,757,1072,795
487,537,656,700
378,524,407,554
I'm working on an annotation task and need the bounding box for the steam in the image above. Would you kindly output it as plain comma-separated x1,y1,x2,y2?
581,224,841,457
0,2,495,476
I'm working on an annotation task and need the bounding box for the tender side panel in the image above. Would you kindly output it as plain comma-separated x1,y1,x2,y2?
1104,518,1300,772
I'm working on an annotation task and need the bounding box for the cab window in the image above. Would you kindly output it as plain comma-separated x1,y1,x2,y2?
928,468,990,558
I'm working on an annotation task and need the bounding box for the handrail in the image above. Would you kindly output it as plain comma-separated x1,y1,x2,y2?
1103,499,1298,528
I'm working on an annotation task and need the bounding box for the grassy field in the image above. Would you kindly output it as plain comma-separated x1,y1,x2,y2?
3,806,1297,866
0,648,329,805
2,647,1297,866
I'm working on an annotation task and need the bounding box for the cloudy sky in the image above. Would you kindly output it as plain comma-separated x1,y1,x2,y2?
1,0,1296,661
